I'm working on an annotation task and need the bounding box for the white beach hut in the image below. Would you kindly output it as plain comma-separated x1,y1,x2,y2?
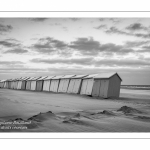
13,78,20,90
4,80,8,88
21,77,30,90
80,74,98,95
50,75,64,92
8,79,13,89
43,76,55,91
26,77,35,90
36,76,48,91
0,80,5,88
30,77,41,91
80,72,122,98
17,77,26,90
58,75,76,93
10,79,16,89
67,74,88,94
10,79,14,89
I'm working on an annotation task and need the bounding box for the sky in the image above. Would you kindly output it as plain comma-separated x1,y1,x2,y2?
0,18,150,85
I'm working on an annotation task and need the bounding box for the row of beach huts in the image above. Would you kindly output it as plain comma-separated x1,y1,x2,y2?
0,72,122,98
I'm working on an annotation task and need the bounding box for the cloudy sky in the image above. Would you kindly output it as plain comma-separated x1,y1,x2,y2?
0,18,150,85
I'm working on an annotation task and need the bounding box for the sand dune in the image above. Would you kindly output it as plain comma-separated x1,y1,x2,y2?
1,105,150,132
0,88,150,132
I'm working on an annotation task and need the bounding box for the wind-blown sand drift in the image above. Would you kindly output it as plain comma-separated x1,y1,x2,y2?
0,89,150,132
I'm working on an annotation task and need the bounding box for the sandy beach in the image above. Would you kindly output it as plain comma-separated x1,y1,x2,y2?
0,88,150,132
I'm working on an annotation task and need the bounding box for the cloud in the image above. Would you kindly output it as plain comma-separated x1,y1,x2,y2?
94,24,107,30
100,44,134,54
0,39,20,47
69,18,80,21
31,57,94,66
4,48,28,54
124,41,150,48
109,18,121,23
94,59,150,67
29,18,48,22
0,61,24,65
32,37,68,54
31,36,149,57
99,18,120,23
126,23,148,31
0,24,13,34
106,27,131,36
30,56,150,69
134,33,150,38
69,37,134,55
0,67,45,71
106,26,150,39
69,37,101,55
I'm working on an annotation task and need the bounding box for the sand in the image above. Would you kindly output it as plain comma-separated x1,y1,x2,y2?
0,88,150,132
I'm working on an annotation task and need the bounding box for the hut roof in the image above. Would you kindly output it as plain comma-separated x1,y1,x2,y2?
37,76,48,80
43,75,56,80
60,75,76,79
71,74,88,79
83,74,98,79
8,79,14,81
30,76,41,81
84,72,122,81
20,77,27,80
0,80,6,82
23,77,30,80
27,77,35,81
52,75,65,79
17,77,24,80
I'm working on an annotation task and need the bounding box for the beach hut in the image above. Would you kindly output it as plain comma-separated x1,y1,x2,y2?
0,80,1,88
2,80,6,88
10,79,14,89
30,77,41,91
36,76,48,91
80,74,98,95
67,75,88,94
11,79,15,89
4,80,7,88
0,80,2,88
80,72,122,98
13,78,20,90
21,77,30,90
50,75,64,92
11,79,17,89
17,78,22,90
5,79,11,89
0,80,5,88
58,75,76,93
26,77,35,90
17,77,26,90
1,80,5,88
7,79,12,89
43,76,55,91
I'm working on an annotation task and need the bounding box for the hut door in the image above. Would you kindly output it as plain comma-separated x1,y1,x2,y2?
99,80,109,98
58,80,64,92
73,79,81,94
62,79,69,92
85,79,94,95
92,80,101,97
80,79,88,95
54,80,59,92
50,80,55,91
67,79,75,93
